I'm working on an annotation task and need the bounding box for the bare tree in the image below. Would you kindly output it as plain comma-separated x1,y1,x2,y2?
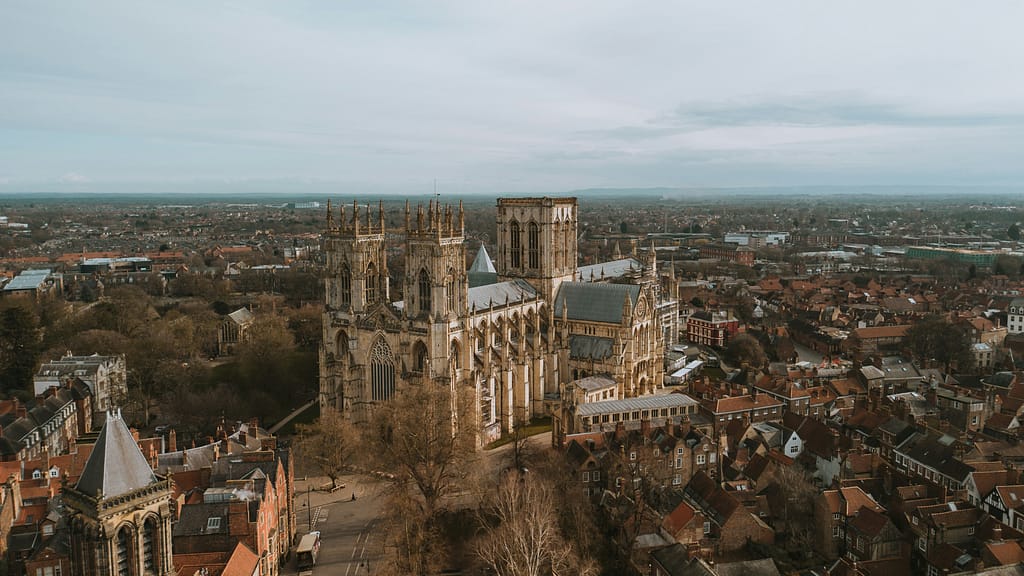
295,409,356,490
376,491,448,576
773,464,817,535
362,383,477,519
476,472,597,576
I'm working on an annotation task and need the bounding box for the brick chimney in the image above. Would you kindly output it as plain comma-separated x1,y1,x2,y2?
168,429,177,453
14,399,26,419
238,429,247,448
641,419,651,437
130,428,140,442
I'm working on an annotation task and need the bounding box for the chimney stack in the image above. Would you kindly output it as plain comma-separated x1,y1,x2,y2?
169,429,177,453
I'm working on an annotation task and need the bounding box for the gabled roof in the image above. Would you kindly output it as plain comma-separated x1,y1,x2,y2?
662,500,697,535
227,308,255,325
467,279,537,312
996,486,1024,509
684,470,740,525
848,506,891,537
576,258,644,282
716,558,781,576
75,410,158,499
222,542,261,576
554,281,640,324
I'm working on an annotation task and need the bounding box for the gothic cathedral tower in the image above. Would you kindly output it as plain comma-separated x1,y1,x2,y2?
320,199,468,422
495,198,578,304
63,410,174,576
402,200,468,383
320,200,391,417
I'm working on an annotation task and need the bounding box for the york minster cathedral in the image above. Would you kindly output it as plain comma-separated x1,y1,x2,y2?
319,196,678,441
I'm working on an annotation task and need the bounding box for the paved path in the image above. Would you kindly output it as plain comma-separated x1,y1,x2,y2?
286,430,555,574
269,398,318,434
288,473,384,575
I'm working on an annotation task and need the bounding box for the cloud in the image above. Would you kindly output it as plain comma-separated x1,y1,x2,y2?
583,93,1024,143
58,172,91,184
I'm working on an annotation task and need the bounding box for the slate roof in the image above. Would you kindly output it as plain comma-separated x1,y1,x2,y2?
554,281,640,324
576,258,644,282
900,434,973,481
569,335,614,360
75,410,158,499
576,393,698,417
173,502,230,537
715,558,781,576
650,543,715,576
684,470,740,525
574,375,616,392
467,279,537,312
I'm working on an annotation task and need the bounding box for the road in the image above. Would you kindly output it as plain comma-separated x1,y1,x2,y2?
792,341,825,365
287,473,384,575
285,429,554,575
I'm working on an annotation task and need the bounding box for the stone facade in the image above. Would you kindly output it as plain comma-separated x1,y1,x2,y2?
320,197,676,440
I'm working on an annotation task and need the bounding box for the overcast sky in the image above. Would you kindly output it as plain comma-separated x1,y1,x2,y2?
3,1,1024,195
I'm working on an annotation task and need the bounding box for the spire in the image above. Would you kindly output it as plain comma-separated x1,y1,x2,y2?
458,200,465,232
405,199,411,232
340,202,346,231
379,200,385,233
326,199,334,229
469,244,497,274
352,199,360,234
622,292,633,324
75,410,158,499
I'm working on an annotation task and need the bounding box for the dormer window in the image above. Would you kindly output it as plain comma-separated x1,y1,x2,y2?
32,470,42,479
207,517,221,530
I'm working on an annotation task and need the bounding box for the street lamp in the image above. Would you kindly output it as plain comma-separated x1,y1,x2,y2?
306,484,313,532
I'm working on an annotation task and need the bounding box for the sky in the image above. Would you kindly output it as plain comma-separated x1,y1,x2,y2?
3,1,1024,195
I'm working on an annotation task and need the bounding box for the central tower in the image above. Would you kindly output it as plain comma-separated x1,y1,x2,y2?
495,197,578,303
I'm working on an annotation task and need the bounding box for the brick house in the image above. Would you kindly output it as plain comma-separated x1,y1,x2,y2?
682,471,773,555
844,506,903,562
701,391,783,436
686,310,739,348
698,243,755,266
816,486,886,559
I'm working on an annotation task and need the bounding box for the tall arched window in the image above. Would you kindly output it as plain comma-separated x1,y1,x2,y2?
418,269,432,316
413,340,428,373
143,518,159,574
366,263,377,305
528,222,540,269
510,220,521,268
553,221,562,269
339,263,351,306
446,268,456,314
116,525,132,576
370,338,396,401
